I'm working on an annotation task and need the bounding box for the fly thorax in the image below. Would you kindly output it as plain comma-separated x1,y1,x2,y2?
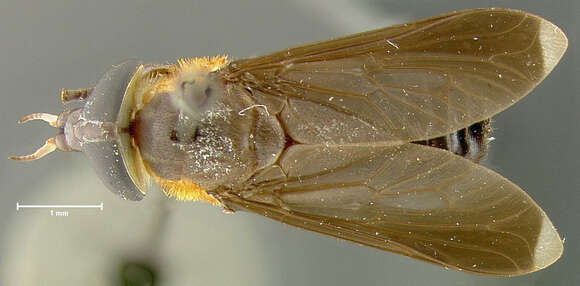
136,77,263,191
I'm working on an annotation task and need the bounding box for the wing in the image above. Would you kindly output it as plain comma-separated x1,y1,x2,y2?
221,8,567,143
216,143,563,276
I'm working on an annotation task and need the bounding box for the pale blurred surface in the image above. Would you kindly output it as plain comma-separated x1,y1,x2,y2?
1,0,578,285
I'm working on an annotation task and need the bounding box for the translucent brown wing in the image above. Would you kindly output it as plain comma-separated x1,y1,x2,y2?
221,8,567,143
217,143,563,276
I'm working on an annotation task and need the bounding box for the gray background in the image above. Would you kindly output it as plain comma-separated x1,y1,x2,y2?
0,0,578,285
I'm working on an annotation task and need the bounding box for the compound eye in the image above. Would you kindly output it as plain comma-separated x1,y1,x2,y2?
81,60,146,201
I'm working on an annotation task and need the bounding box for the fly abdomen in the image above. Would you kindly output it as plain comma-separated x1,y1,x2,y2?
413,120,492,163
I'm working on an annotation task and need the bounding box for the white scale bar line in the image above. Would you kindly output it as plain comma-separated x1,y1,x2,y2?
16,202,103,211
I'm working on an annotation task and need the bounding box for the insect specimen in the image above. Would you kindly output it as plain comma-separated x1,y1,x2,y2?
11,8,568,276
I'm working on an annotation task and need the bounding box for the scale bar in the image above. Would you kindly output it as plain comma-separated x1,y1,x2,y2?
16,202,103,211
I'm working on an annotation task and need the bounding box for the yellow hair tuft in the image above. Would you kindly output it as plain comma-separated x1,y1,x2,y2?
155,176,221,205
177,55,229,72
